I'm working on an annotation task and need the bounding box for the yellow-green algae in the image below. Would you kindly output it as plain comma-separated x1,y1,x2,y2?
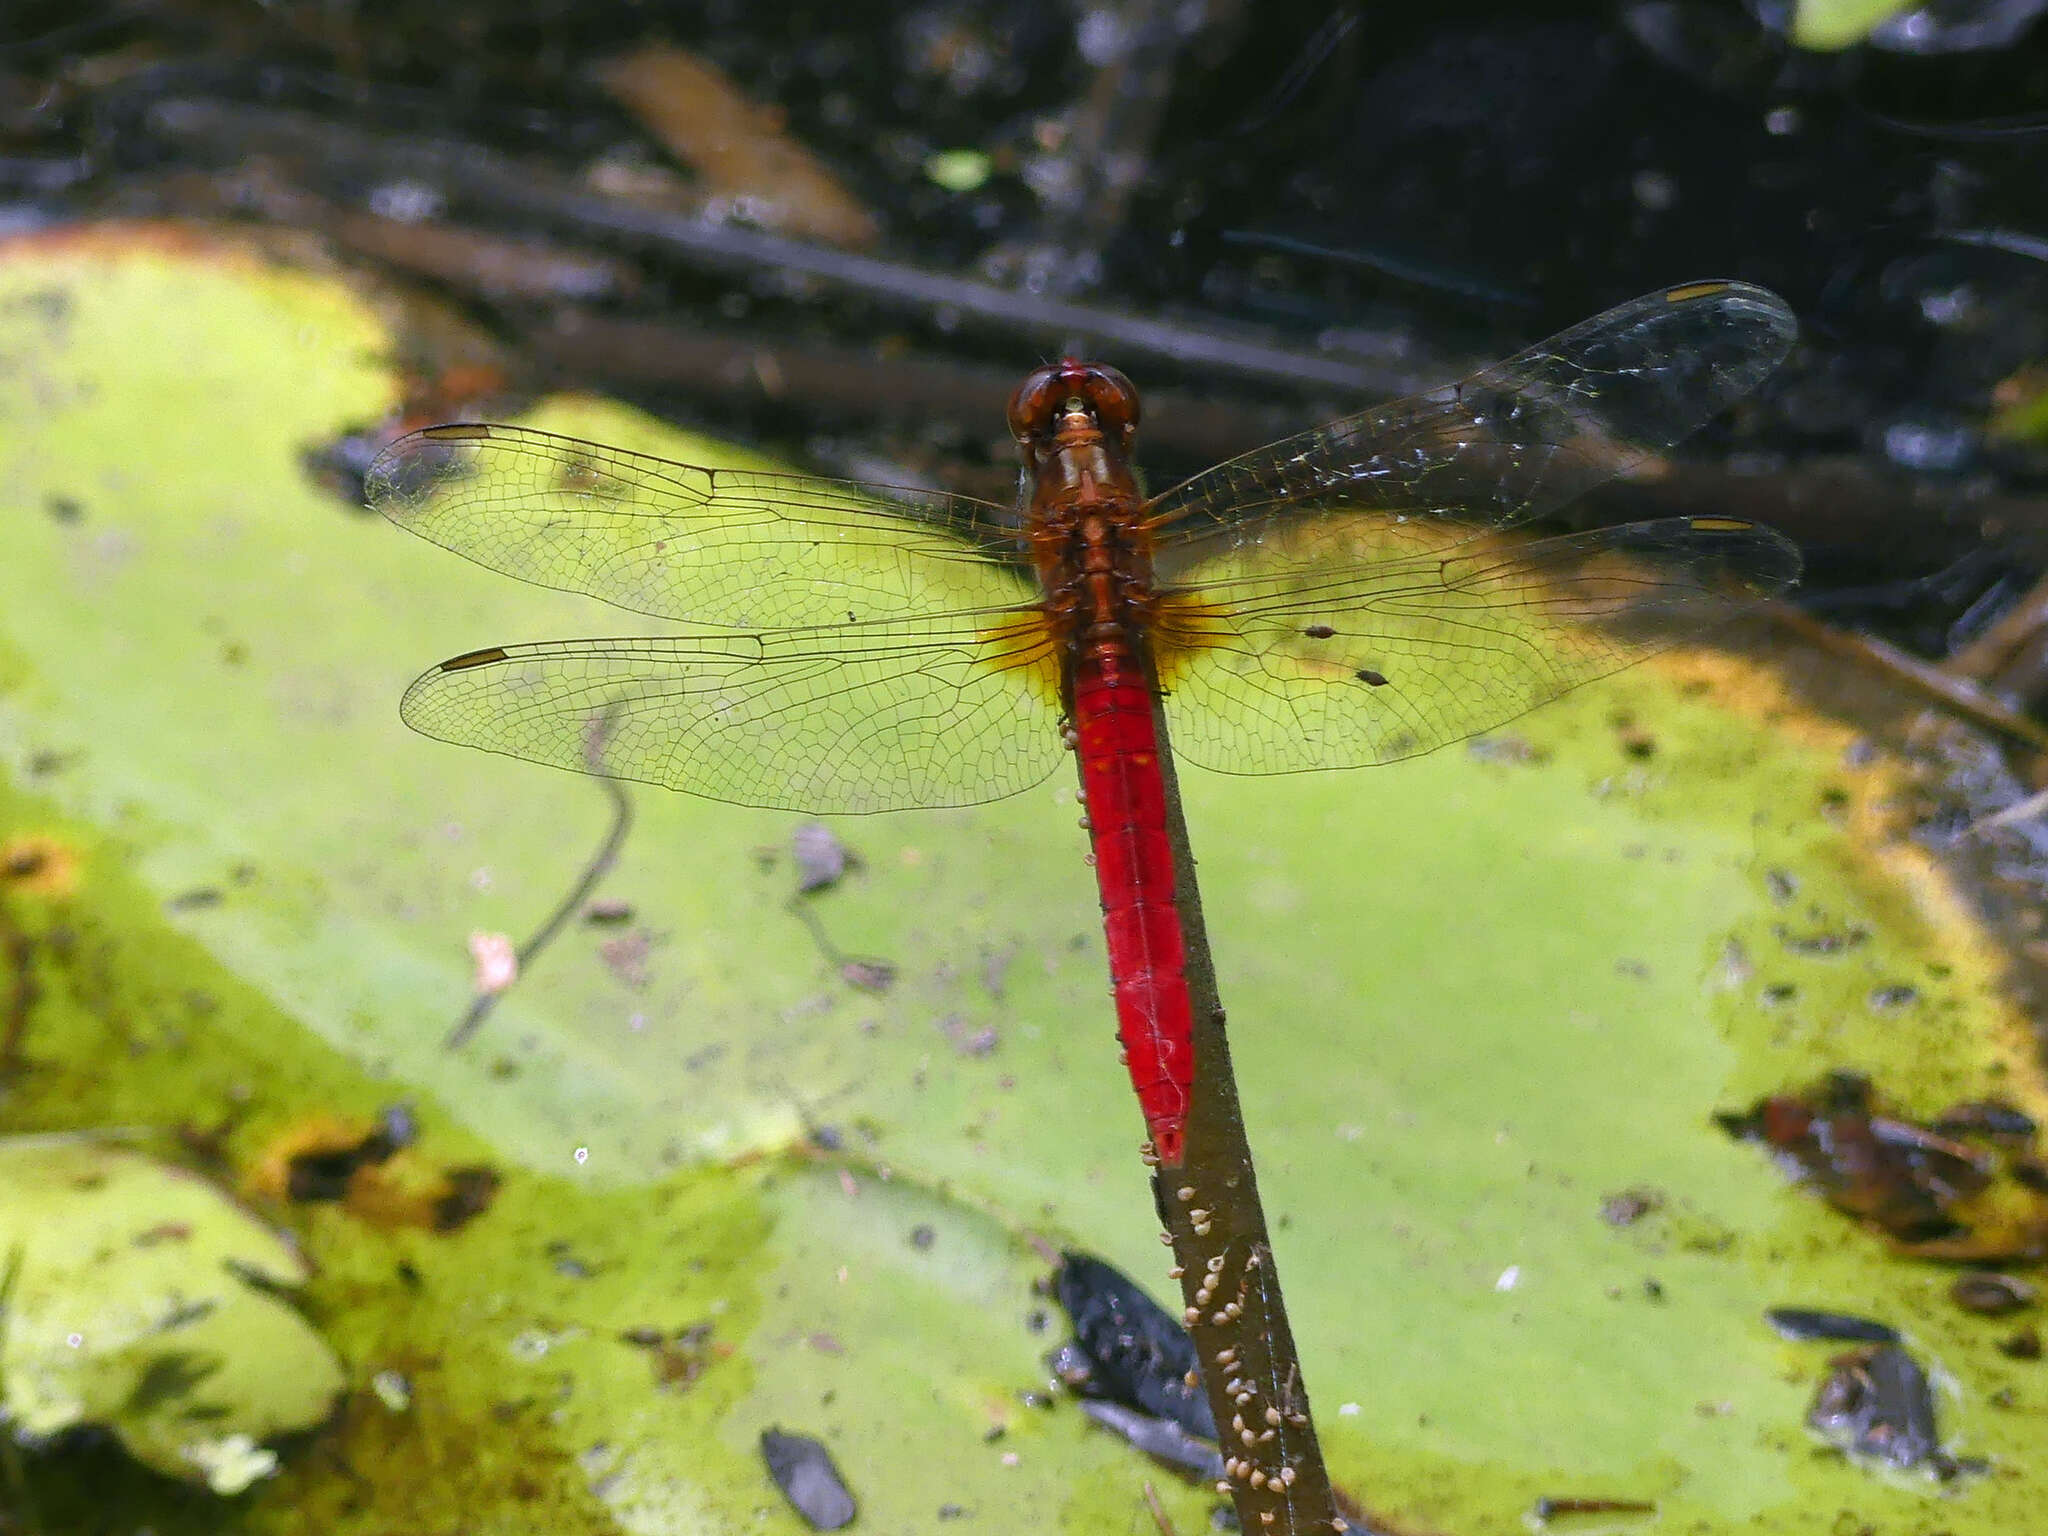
1790,0,1916,50
0,781,1110,1533
0,227,2043,1532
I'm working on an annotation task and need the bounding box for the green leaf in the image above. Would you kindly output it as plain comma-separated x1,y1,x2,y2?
1,228,2043,1532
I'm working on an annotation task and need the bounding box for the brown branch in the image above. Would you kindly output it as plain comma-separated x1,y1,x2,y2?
1768,603,2048,755
139,96,1422,395
1576,458,2048,574
1939,567,2048,684
524,309,1303,468
1141,1479,1180,1536
1144,671,1344,1533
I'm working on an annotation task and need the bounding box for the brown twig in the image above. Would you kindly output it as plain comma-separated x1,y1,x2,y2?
1937,564,2048,717
1144,674,1343,1533
1141,1478,1180,1536
1768,602,2048,754
525,308,1304,470
1939,567,2048,684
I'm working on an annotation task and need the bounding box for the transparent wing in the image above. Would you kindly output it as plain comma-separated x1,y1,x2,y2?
398,614,1066,813
1145,282,1796,572
1154,514,1800,774
367,423,1033,628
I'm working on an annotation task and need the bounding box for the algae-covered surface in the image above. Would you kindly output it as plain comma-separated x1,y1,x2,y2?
0,226,2043,1533
0,1136,343,1492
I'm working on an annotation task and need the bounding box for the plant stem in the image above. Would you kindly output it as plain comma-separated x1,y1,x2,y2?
1146,692,1346,1534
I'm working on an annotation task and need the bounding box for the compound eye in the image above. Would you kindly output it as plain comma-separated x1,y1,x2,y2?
1007,367,1068,439
1076,364,1139,436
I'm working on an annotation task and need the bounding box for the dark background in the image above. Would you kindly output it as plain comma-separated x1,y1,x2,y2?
5,0,2048,655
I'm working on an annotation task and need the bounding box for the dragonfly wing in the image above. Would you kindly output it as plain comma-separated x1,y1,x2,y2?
1145,282,1795,570
367,423,1034,627
1154,515,1800,774
399,614,1067,813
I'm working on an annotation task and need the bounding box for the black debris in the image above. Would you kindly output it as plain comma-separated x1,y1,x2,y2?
1055,1251,1214,1441
1806,1344,1953,1475
761,1426,857,1530
1765,1307,1901,1344
1079,1398,1226,1481
1950,1273,2036,1317
793,821,850,892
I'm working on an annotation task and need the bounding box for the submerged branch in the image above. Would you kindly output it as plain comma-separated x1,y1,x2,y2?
445,774,633,1049
142,96,1413,396
1,912,32,1078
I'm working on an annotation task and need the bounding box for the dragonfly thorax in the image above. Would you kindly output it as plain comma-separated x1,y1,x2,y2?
1010,366,1158,658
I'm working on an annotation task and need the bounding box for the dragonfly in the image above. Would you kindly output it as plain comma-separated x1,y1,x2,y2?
368,280,1800,1169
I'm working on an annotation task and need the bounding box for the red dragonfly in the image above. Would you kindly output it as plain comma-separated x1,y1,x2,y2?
368,280,1799,1168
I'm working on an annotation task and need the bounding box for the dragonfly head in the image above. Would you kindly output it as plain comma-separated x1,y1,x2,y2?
1007,360,1141,456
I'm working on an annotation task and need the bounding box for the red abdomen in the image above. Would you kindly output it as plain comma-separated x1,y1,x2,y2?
1072,643,1193,1166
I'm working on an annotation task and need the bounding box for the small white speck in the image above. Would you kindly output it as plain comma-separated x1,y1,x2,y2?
573,1146,589,1165
66,1332,83,1348
509,1329,562,1360
1338,1402,1360,1417
1000,1451,1020,1467
1495,1265,1521,1292
370,1369,411,1412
